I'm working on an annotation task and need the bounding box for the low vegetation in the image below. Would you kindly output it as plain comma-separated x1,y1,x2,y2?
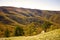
2,21,58,37
0,6,60,38
0,29,60,40
15,26,24,36
4,29,10,37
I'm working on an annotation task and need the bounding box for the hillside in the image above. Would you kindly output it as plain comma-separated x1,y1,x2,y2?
0,6,60,37
0,6,60,25
0,29,60,40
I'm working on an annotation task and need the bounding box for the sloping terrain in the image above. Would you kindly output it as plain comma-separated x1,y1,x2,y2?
0,6,60,37
0,6,60,25
0,29,60,40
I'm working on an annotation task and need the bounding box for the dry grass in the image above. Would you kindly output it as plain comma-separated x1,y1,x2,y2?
0,29,60,40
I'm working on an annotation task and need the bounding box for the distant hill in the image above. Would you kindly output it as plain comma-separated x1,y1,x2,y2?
0,6,60,37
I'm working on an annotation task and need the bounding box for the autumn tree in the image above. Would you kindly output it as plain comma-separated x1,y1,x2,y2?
26,22,37,36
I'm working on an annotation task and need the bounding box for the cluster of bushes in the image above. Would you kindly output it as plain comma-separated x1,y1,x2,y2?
42,21,52,32
4,26,24,37
4,21,52,37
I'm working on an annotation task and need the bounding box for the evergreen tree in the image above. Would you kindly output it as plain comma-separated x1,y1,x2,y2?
15,26,24,36
4,29,10,37
42,21,52,32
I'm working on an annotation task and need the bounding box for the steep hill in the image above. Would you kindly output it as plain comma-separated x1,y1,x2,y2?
0,6,60,25
0,6,60,37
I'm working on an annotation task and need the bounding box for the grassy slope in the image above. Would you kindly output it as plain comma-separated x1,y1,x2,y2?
0,6,60,37
0,29,60,40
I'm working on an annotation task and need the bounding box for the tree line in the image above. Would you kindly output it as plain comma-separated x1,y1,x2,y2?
4,21,52,37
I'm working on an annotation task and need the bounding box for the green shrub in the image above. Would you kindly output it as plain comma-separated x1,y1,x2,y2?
42,21,52,32
4,29,10,37
15,26,24,36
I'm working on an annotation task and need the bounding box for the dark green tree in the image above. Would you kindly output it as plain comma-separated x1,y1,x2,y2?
15,26,24,36
4,29,10,37
42,21,52,32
